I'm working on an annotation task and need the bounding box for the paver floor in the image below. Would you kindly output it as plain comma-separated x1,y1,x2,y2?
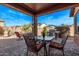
0,36,79,56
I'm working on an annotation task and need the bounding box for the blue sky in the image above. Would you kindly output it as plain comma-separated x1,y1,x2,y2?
0,5,32,26
38,9,74,26
0,5,74,26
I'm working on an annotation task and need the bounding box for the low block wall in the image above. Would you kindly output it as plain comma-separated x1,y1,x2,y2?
74,34,79,46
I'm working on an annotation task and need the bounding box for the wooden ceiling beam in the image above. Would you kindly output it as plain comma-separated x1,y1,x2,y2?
2,3,35,16
70,7,79,17
2,3,79,17
15,3,36,13
35,3,79,16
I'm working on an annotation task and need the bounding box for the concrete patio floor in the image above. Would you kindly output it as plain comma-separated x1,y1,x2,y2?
0,36,79,56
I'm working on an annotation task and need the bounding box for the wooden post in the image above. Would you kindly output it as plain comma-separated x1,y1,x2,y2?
74,15,78,34
32,15,37,36
70,7,79,34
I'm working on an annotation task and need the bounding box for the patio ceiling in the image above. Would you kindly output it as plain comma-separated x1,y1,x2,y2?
2,3,79,16
24,3,55,12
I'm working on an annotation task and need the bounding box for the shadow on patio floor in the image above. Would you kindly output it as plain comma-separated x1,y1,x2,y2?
0,37,79,56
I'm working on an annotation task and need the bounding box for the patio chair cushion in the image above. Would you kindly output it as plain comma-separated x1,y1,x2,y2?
23,32,44,53
49,42,63,49
36,43,43,51
28,43,43,53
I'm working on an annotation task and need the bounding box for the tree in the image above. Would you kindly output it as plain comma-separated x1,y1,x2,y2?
22,24,32,33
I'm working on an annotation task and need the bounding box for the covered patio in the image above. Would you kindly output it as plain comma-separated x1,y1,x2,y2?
2,3,79,36
0,3,79,56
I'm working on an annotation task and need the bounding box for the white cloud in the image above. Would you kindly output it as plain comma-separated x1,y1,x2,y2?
8,9,26,16
42,14,74,25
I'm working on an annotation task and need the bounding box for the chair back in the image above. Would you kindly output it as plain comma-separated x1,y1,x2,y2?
23,33,37,52
15,32,21,37
61,33,69,46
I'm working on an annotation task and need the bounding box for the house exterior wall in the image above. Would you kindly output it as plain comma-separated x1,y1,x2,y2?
38,28,42,36
0,22,4,27
46,26,55,31
69,25,75,37
37,24,46,36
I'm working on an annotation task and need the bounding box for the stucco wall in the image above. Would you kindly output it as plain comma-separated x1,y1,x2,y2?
74,34,79,46
69,25,74,37
0,22,4,26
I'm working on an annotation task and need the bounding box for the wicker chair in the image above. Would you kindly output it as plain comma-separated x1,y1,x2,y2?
48,33,69,55
23,33,43,56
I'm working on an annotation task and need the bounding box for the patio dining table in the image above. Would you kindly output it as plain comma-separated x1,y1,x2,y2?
36,36,55,56
37,36,55,41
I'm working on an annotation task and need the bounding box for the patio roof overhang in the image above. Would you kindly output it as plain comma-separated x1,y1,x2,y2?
70,7,79,17
1,3,79,36
2,3,79,16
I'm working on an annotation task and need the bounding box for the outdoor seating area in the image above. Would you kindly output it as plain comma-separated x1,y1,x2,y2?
0,36,79,56
0,3,79,56
22,28,69,56
0,29,76,56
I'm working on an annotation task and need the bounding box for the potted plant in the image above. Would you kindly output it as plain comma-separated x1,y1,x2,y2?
41,27,47,40
22,24,32,33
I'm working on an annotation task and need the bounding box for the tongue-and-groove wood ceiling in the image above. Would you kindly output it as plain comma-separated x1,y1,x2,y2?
2,3,79,16
24,3,55,12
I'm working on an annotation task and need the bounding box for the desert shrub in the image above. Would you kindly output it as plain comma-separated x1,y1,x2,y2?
0,26,4,36
22,24,32,33
56,25,68,37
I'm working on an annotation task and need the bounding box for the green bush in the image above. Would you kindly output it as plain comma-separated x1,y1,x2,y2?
22,24,32,32
56,25,68,38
